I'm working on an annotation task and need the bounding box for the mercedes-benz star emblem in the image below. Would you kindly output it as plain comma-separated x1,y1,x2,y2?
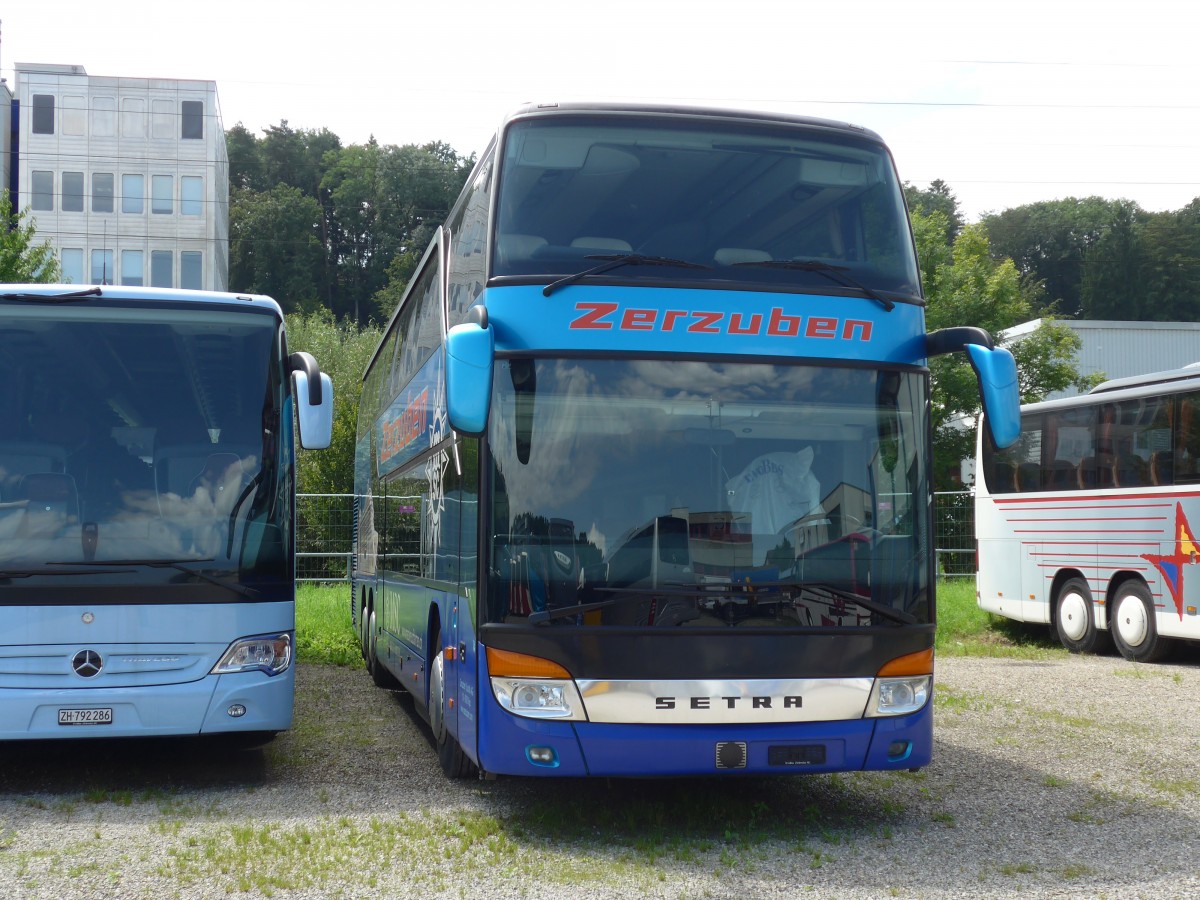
72,649,103,678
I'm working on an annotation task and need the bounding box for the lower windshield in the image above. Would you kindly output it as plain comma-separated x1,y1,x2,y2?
0,303,290,600
485,359,930,628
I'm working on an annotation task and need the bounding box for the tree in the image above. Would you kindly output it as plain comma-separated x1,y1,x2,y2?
0,192,61,283
913,209,1093,488
229,184,325,313
982,197,1139,316
904,179,964,245
285,310,382,496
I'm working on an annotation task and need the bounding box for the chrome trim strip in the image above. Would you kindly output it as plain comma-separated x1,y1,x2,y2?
576,677,873,724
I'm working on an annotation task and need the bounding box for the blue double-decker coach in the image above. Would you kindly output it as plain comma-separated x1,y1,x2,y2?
352,102,1018,778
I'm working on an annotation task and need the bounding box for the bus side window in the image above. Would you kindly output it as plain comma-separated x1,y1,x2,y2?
1176,395,1200,482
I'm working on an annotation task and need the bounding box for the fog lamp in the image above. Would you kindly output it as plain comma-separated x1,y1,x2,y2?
526,745,559,767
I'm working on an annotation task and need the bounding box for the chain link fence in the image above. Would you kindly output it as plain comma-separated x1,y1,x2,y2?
296,491,978,583
296,493,355,583
934,490,974,577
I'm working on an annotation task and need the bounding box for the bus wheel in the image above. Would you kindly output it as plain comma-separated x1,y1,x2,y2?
430,649,472,779
1054,577,1110,654
368,609,401,688
1110,581,1172,663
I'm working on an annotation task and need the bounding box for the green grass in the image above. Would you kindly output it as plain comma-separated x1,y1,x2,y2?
295,583,362,668
935,578,1062,659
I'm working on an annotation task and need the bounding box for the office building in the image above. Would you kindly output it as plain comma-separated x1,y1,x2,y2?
12,63,228,290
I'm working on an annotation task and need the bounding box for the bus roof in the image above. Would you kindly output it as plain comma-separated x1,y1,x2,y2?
1018,362,1200,416
0,284,284,317
1089,363,1200,396
503,101,888,145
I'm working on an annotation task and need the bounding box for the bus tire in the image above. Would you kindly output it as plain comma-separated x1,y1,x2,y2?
430,648,472,779
368,609,401,689
1053,577,1110,654
1110,581,1172,663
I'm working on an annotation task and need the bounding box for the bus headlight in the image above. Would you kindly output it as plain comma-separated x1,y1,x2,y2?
211,633,292,677
491,677,586,720
865,675,931,717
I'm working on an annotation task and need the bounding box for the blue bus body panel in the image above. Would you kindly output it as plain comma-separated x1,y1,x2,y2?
0,601,294,739
482,285,926,363
473,677,931,777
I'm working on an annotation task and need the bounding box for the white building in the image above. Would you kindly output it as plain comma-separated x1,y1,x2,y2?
13,63,228,290
1,78,12,204
1005,318,1200,401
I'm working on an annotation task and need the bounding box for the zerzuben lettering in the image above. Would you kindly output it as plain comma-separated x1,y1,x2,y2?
570,302,872,342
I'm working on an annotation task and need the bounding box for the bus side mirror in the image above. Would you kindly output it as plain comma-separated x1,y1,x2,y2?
966,343,1019,449
446,315,494,436
926,327,1020,450
290,351,334,450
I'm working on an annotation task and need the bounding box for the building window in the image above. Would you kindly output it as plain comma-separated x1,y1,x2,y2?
92,97,117,136
151,99,174,139
180,251,202,289
121,250,144,286
121,98,145,138
32,94,55,134
93,173,115,213
61,249,84,285
151,175,173,214
91,250,114,285
31,171,54,211
181,101,204,139
122,174,144,214
181,176,203,216
62,95,86,136
151,250,173,288
62,172,85,212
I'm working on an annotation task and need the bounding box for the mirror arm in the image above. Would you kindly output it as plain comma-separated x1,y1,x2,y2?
926,326,994,358
289,351,324,405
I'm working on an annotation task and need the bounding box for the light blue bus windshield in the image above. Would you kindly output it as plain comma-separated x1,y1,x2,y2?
494,115,921,300
0,302,291,603
485,358,931,628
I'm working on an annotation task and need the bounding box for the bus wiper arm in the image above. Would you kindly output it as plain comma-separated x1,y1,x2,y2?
0,287,103,303
1,566,136,579
51,558,262,599
791,582,918,625
733,259,895,311
542,254,712,297
527,586,686,625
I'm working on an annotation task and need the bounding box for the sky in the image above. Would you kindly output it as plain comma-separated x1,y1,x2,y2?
3,0,1198,221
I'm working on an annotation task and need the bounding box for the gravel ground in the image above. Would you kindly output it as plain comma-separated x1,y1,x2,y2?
1,651,1198,899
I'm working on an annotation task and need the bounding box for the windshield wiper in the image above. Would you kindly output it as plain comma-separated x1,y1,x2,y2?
1,566,136,580
542,254,712,297
526,585,694,625
750,581,919,625
0,287,103,303
49,558,262,600
528,581,917,626
732,259,896,311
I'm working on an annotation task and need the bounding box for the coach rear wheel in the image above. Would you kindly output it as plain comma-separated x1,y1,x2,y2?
1110,581,1171,663
1053,577,1110,654
429,649,472,779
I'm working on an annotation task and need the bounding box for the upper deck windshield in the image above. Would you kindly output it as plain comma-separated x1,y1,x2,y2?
493,115,921,300
0,301,292,602
485,359,930,629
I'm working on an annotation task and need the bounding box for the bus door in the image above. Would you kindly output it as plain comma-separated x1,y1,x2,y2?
442,487,480,765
